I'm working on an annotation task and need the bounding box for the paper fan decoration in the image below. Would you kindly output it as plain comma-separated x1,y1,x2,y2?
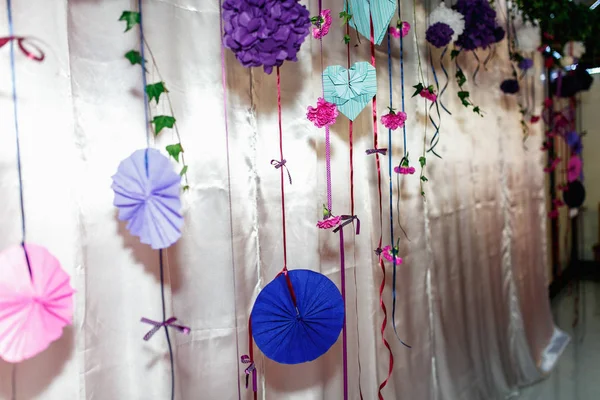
112,148,184,250
567,155,582,182
0,243,74,363
251,269,344,364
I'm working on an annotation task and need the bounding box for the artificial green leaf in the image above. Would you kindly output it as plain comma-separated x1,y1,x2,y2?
419,156,426,168
180,165,188,176
450,49,460,60
166,143,183,162
421,176,429,182
322,204,331,218
119,11,140,32
125,50,146,66
339,11,353,25
152,115,176,135
457,91,470,101
473,106,482,115
427,85,435,93
412,83,424,97
343,34,351,44
146,82,167,104
421,190,425,197
455,70,466,87
182,185,190,191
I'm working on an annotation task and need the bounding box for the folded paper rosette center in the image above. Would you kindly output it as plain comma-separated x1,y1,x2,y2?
251,269,344,364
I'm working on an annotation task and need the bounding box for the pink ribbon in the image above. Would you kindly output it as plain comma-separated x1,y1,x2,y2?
271,159,292,184
140,317,191,341
0,36,44,61
241,354,257,392
333,215,360,235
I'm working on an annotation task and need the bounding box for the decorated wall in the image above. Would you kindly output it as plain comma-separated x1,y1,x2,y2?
0,0,571,399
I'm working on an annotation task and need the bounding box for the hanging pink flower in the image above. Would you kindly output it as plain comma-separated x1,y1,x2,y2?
317,215,341,229
544,98,553,108
394,166,416,175
381,245,403,264
312,9,332,39
530,115,540,123
307,97,338,128
420,89,437,102
381,109,407,130
389,21,410,38
567,155,582,182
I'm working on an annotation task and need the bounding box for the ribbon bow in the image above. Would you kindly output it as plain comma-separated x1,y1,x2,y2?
241,355,257,392
140,317,191,341
0,36,44,62
271,159,292,184
365,148,387,155
333,215,360,235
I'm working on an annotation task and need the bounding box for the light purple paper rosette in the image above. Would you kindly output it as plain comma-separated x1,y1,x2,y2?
222,0,311,74
112,148,183,250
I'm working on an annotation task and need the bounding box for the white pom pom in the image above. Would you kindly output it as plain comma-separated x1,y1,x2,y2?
516,23,540,53
563,41,586,59
429,2,465,42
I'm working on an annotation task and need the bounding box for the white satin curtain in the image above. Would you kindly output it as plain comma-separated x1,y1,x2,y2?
0,0,562,399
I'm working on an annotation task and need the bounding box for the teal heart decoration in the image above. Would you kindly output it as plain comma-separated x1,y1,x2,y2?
346,0,397,45
322,62,377,121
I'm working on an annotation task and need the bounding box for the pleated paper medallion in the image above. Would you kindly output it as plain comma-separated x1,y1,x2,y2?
251,269,344,364
112,148,183,249
0,243,74,363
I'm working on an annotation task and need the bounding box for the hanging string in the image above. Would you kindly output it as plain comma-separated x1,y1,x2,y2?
137,3,182,400
388,9,411,349
6,0,33,279
427,49,442,158
438,47,451,115
369,17,394,400
219,1,243,398
343,3,363,398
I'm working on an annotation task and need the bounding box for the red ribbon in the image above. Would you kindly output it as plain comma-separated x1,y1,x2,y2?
0,36,44,61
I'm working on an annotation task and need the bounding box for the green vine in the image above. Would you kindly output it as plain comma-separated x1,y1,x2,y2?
451,50,483,116
119,11,189,191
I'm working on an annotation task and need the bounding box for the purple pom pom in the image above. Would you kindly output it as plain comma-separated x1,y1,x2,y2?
426,22,454,48
453,0,505,50
518,58,534,71
222,0,310,74
500,79,519,94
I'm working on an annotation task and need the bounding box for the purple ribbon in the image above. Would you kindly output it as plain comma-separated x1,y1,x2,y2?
271,159,292,184
365,148,387,155
140,317,191,341
333,215,360,235
241,355,257,392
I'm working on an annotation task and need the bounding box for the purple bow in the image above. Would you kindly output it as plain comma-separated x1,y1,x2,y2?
271,159,292,184
365,148,387,155
140,317,191,341
241,355,257,392
333,215,360,235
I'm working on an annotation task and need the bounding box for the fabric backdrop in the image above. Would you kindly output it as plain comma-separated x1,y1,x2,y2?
0,0,567,399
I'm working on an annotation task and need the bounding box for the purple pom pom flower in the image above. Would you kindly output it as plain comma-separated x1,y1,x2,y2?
500,79,519,94
222,0,311,74
453,0,505,50
518,58,534,71
426,22,454,48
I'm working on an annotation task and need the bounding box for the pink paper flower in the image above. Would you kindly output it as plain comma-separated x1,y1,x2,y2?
420,89,437,102
544,98,553,108
394,166,416,175
543,157,561,173
381,245,403,264
312,9,332,39
307,98,339,128
389,21,410,38
317,215,341,229
530,115,540,123
381,110,407,130
567,156,582,182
